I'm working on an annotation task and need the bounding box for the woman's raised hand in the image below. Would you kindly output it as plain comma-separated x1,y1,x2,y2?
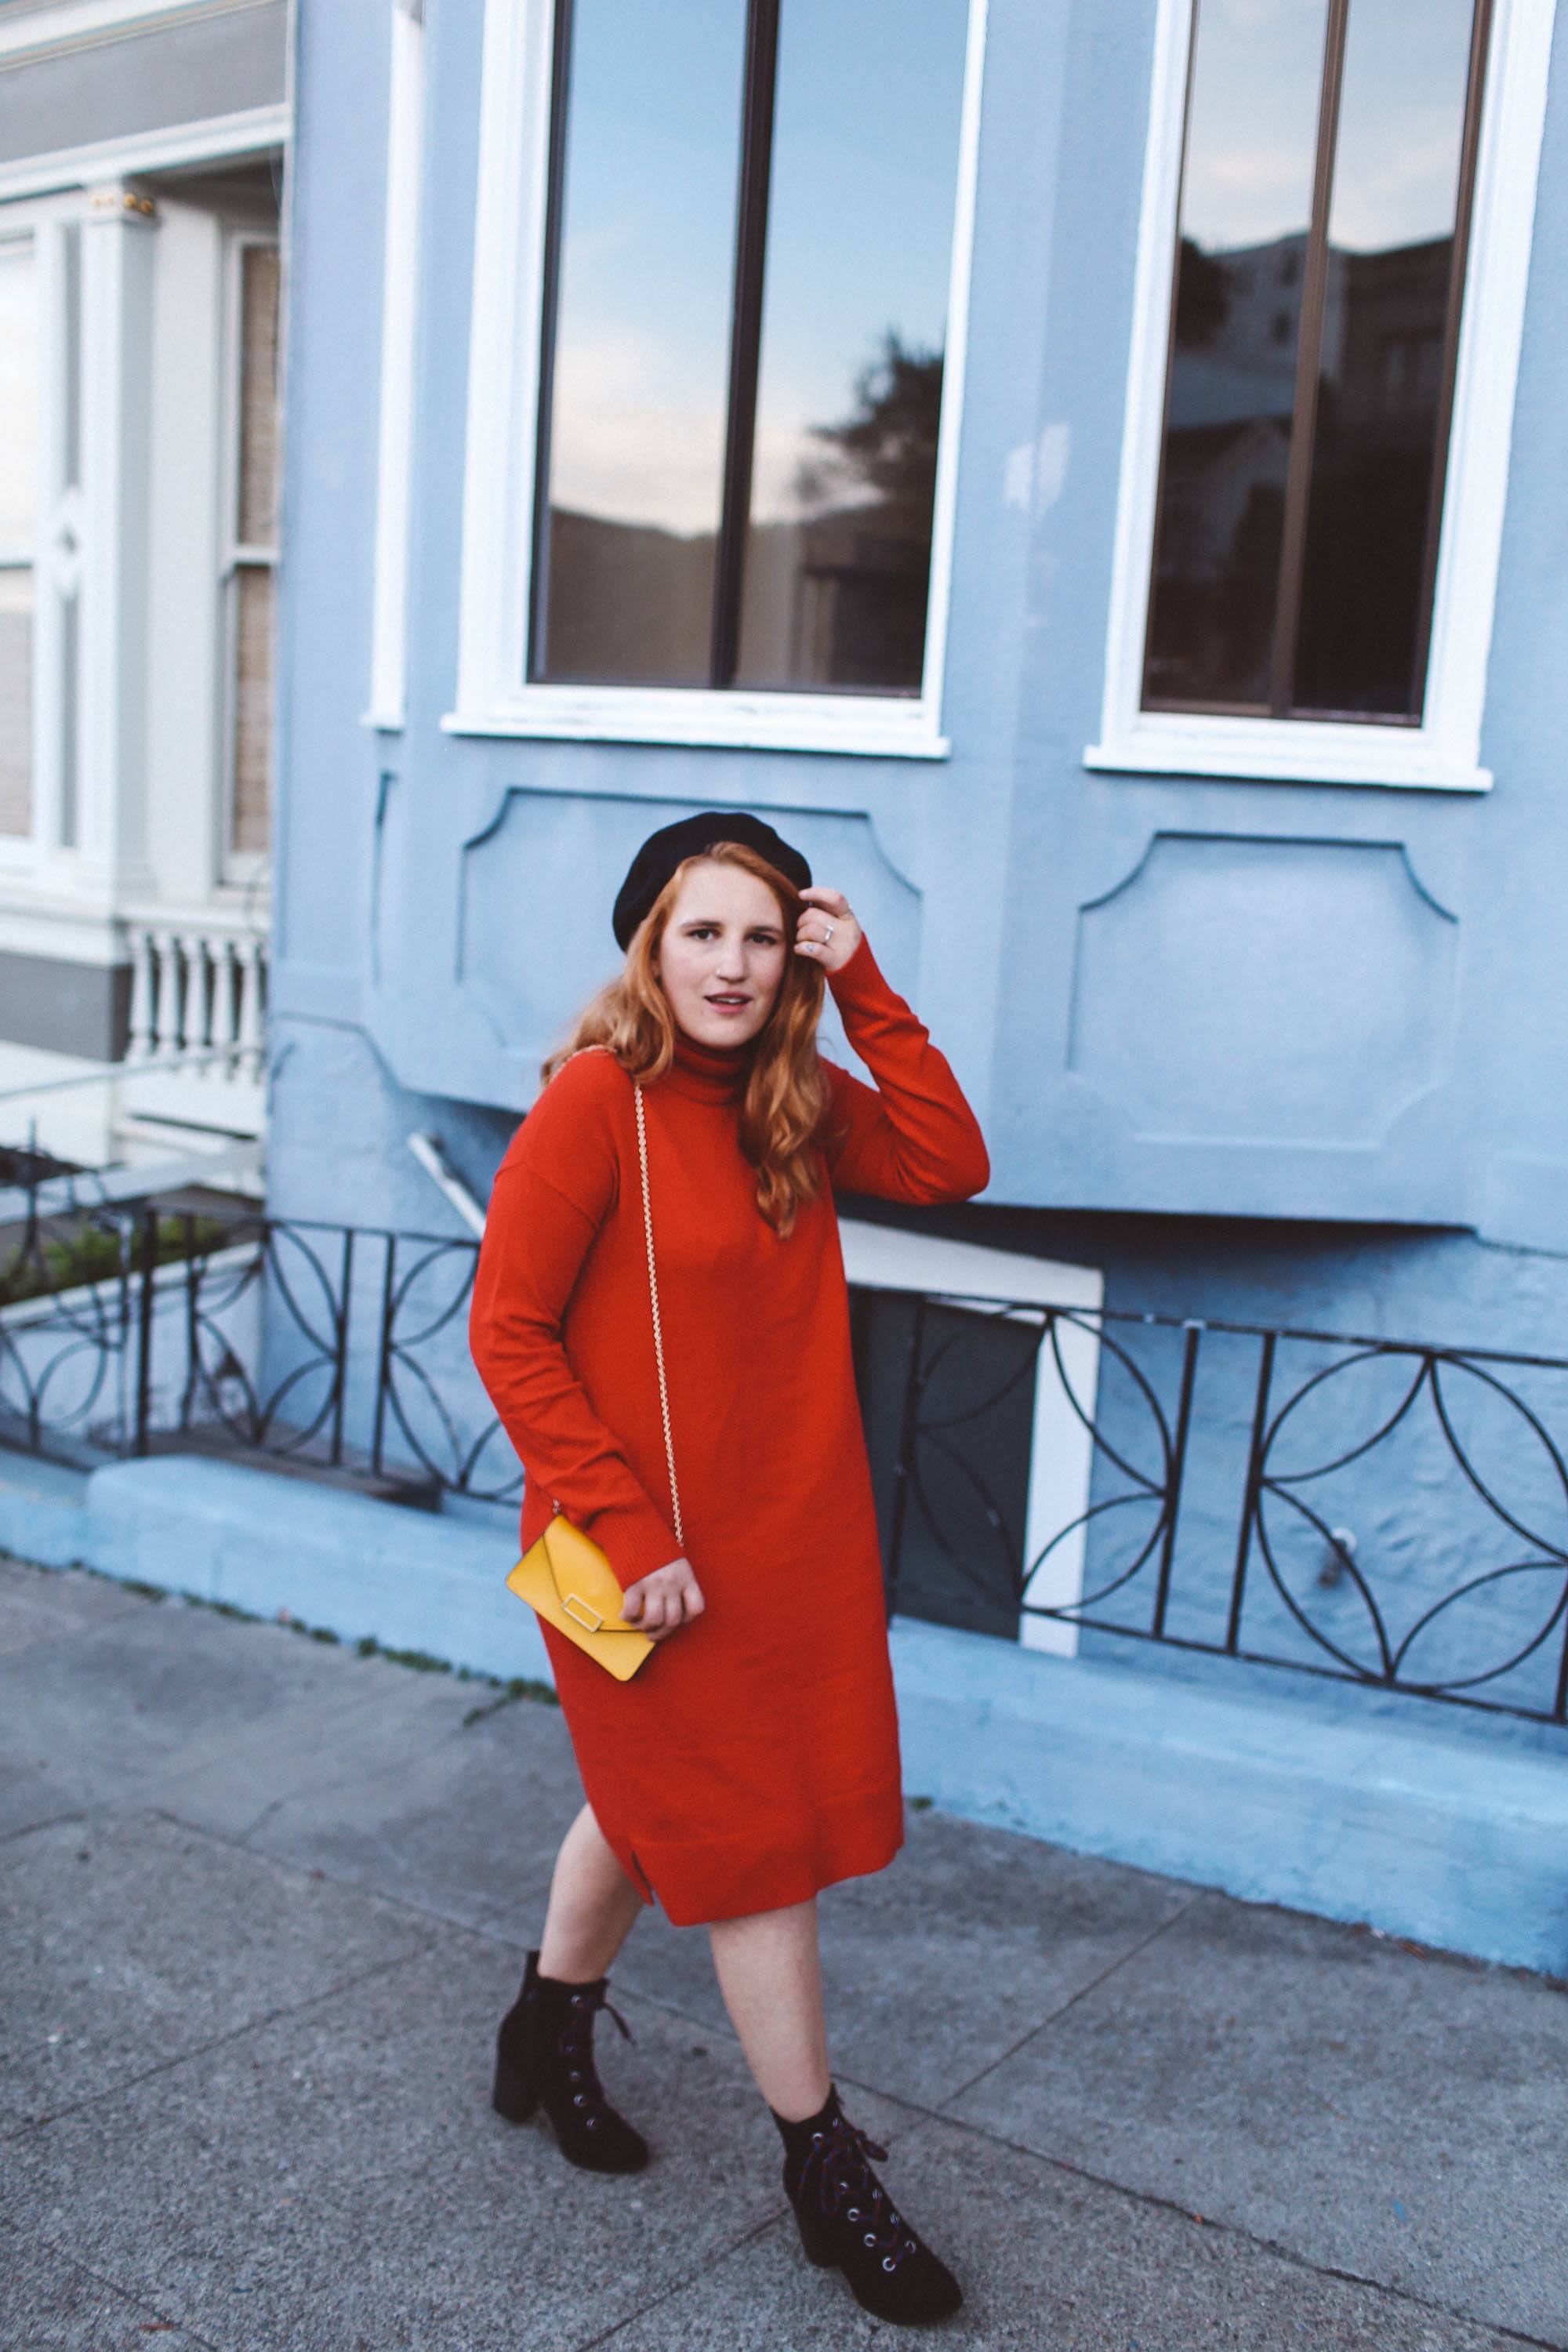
619,1557,706,1642
794,885,862,976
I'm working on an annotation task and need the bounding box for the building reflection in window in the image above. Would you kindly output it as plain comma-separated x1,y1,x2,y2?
1144,0,1490,724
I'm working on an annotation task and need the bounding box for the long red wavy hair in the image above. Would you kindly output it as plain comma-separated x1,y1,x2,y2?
542,841,837,1238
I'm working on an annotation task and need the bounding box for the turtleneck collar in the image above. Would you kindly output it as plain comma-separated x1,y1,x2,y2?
663,1025,754,1104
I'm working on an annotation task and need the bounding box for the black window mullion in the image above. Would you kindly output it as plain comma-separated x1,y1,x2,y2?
1267,0,1352,718
527,0,577,684
709,0,780,691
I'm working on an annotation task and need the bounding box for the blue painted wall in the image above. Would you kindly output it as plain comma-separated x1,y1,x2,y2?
267,1,1568,1744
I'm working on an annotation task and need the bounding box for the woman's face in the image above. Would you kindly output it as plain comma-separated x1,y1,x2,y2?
653,859,789,1049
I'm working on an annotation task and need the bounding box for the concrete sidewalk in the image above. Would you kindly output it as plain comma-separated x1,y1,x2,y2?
2,1553,1564,2352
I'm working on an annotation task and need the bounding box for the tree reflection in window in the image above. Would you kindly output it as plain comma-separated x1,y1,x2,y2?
737,331,943,693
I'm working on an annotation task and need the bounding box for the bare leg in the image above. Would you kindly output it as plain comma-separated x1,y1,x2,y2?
538,1800,646,1980
708,1896,832,2121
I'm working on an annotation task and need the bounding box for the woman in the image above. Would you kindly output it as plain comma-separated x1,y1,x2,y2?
469,809,989,2328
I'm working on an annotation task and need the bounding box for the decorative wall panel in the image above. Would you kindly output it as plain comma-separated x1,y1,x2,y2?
456,787,922,1082
1069,835,1457,1148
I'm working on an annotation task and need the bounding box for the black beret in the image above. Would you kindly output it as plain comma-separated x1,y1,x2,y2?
612,811,812,950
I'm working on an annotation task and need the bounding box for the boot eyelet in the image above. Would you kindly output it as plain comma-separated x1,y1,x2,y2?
847,2207,859,2220
882,2256,898,2273
573,2093,586,2107
586,2116,599,2129
863,2233,877,2248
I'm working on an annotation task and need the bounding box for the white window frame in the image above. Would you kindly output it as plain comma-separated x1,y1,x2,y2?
0,192,89,882
839,1219,1104,1659
445,0,989,762
1086,0,1557,795
0,219,42,867
366,0,424,732
218,223,279,886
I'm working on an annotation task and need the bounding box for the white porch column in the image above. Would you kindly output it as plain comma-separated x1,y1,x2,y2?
74,181,158,901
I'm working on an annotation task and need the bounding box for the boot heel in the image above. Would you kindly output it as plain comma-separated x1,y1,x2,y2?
793,2200,838,2269
492,2052,539,2125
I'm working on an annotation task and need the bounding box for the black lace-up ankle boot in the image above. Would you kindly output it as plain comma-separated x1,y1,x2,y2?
492,1949,648,2173
773,2085,963,2325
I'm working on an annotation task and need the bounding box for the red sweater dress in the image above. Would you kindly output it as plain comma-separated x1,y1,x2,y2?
468,935,990,1927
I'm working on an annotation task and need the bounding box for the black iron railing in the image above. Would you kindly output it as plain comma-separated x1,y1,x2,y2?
2,1198,1567,1725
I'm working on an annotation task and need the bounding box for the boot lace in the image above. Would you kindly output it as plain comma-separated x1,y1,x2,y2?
799,2112,917,2274
556,1982,634,2118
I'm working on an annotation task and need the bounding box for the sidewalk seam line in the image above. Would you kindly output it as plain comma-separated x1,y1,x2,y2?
0,2215,226,2350
565,2209,789,2351
830,2099,1566,2351
935,1889,1207,2111
2,1942,437,2140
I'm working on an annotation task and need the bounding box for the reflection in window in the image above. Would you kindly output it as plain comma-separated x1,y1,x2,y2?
0,238,38,837
531,0,970,695
1144,0,1490,723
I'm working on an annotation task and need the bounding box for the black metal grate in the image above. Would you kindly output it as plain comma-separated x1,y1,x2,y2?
3,1196,1566,1726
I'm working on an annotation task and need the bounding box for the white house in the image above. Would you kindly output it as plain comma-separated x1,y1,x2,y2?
0,0,289,1180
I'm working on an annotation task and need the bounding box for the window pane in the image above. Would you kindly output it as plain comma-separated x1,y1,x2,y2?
237,245,281,546
532,0,749,684
231,563,273,855
0,570,32,837
62,223,81,493
0,239,37,837
0,238,38,553
1144,0,1331,709
734,0,967,693
58,588,78,848
1291,0,1479,717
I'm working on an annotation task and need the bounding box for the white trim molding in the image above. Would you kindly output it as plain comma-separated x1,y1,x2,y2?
1086,0,1558,796
445,0,989,761
838,1219,1105,1660
0,0,273,66
0,106,290,206
366,0,425,732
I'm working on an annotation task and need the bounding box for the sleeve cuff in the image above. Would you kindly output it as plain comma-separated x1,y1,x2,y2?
825,931,886,1006
587,1498,684,1591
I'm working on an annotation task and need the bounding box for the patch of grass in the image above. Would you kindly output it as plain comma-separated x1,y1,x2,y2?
23,1552,561,1716
187,1595,260,1623
463,1674,560,1727
0,1212,235,1308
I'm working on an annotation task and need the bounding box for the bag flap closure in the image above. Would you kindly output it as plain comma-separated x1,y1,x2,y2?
541,1513,635,1632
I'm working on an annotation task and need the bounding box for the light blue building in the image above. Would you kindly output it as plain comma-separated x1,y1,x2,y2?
258,0,1568,1962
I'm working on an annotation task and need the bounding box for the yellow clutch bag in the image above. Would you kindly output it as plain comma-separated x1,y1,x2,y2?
504,1075,680,1684
506,1513,654,1682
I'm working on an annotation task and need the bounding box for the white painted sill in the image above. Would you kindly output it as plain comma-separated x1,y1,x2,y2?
1085,715,1492,794
440,687,950,762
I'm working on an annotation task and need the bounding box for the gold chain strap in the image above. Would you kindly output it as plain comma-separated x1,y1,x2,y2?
633,1082,683,1551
